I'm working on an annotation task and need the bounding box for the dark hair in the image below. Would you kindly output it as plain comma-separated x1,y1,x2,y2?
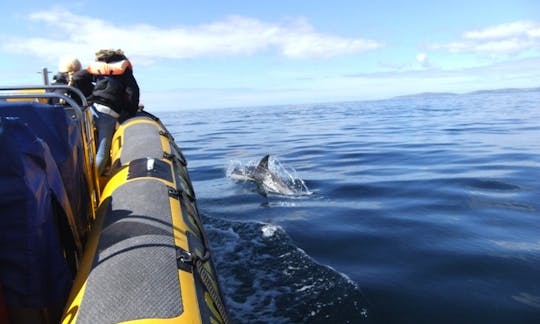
95,49,127,63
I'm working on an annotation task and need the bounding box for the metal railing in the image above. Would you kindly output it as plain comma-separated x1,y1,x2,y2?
0,85,101,229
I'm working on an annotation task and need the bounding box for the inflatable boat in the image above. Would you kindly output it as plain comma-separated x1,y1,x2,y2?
0,85,230,324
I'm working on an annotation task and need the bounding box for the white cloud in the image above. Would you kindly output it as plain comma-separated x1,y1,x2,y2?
344,56,540,93
416,53,427,63
464,21,537,40
416,52,432,68
430,20,540,54
0,9,382,62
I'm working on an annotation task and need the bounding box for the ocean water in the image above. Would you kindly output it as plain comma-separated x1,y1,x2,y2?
158,89,540,324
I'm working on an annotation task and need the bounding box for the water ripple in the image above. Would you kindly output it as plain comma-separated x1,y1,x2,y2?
159,89,540,323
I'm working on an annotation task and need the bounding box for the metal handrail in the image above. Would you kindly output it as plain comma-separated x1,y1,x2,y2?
0,85,88,107
0,92,83,121
0,85,101,225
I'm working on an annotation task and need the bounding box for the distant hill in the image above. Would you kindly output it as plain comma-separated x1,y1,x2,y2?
391,87,539,100
391,92,457,100
467,87,540,95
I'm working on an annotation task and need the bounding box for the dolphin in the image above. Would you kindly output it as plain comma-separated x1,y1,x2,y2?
229,155,297,196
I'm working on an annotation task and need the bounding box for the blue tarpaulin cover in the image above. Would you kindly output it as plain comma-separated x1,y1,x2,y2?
0,101,90,313
0,102,88,233
0,117,72,310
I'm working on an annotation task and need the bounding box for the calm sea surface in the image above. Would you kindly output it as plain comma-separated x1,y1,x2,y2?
159,89,540,323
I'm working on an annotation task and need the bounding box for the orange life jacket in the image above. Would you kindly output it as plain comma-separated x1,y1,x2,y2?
87,59,132,76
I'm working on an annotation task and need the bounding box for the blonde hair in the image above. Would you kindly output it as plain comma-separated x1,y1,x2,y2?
58,56,82,73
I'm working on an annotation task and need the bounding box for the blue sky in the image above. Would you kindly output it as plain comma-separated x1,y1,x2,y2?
0,1,539,110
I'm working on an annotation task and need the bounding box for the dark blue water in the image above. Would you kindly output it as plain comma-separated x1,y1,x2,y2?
159,89,540,323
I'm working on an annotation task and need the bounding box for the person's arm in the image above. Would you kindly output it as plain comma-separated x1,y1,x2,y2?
124,71,140,117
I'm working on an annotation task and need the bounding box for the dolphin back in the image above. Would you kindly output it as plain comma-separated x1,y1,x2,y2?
229,154,311,196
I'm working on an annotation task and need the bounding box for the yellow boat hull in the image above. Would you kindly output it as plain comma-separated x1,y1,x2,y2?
62,114,228,323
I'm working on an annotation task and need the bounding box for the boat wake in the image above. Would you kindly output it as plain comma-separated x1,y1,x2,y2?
204,216,372,323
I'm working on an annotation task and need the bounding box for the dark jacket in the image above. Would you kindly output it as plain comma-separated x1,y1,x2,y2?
49,72,69,105
50,71,94,106
71,70,94,100
88,55,140,120
52,72,69,85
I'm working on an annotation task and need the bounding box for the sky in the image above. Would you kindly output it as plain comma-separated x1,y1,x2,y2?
0,1,539,110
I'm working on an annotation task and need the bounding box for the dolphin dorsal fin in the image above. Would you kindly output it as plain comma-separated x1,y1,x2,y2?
257,155,270,170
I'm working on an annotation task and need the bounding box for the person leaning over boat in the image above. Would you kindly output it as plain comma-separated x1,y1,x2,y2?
49,56,94,106
52,56,81,86
87,49,140,175
49,57,83,105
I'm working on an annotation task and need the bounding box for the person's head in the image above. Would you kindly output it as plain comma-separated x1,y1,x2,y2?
58,56,82,73
95,49,127,63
